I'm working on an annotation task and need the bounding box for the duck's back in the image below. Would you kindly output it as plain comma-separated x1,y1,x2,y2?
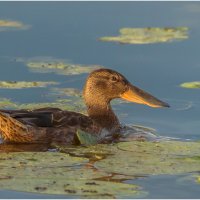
0,107,93,144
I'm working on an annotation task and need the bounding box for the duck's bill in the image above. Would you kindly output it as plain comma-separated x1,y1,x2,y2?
120,85,170,108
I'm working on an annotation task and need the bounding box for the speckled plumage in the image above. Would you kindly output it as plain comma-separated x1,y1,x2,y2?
0,68,169,144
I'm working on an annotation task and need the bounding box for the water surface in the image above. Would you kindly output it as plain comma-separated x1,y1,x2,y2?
0,2,200,198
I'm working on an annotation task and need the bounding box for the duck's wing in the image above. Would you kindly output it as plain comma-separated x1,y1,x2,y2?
0,108,60,127
0,107,92,128
0,107,93,144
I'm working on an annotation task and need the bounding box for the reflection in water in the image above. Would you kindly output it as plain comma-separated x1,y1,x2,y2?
99,27,189,44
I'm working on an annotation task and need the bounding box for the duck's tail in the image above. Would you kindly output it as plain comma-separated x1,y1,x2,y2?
0,111,38,143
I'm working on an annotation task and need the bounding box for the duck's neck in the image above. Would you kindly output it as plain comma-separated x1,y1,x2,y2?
85,99,120,131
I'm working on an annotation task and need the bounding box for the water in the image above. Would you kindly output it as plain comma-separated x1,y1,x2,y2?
0,2,200,198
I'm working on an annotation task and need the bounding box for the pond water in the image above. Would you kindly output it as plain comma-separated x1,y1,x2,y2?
0,2,200,198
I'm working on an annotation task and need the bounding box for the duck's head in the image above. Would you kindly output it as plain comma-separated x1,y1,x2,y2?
84,68,169,108
83,68,169,130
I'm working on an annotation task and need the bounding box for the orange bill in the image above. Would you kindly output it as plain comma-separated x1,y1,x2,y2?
120,85,170,108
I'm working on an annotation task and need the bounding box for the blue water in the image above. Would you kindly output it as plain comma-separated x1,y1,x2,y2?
0,2,200,198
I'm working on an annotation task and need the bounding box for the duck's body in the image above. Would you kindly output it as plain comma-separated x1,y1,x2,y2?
0,69,169,144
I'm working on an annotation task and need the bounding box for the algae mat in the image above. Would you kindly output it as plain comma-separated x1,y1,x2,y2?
180,81,200,89
1,140,200,197
99,27,188,44
0,151,143,198
95,141,200,175
56,140,200,175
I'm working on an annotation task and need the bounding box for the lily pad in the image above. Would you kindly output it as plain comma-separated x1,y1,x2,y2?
0,151,143,198
0,19,30,31
180,81,200,89
99,27,188,44
95,141,200,176
0,81,58,89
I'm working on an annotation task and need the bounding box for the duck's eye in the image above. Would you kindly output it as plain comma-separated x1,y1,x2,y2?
111,76,118,82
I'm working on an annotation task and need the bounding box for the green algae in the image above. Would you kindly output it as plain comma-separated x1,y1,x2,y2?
0,81,58,89
99,27,188,44
95,141,200,176
0,178,141,198
53,140,200,176
50,87,82,97
0,19,30,31
1,137,200,197
0,152,87,168
0,98,16,109
0,20,24,27
14,57,102,75
26,61,102,75
0,96,85,113
196,176,200,183
17,99,86,114
180,81,200,89
0,151,143,198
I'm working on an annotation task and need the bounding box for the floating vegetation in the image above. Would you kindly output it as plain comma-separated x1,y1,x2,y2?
99,27,189,44
0,19,30,31
50,87,82,97
26,61,102,75
53,140,200,176
95,141,200,176
0,152,143,198
13,56,102,75
0,94,85,113
196,176,200,183
0,98,16,109
76,130,98,145
0,81,58,89
0,133,200,197
17,100,86,114
180,81,200,89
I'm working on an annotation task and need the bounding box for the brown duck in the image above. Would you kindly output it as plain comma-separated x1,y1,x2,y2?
0,68,169,144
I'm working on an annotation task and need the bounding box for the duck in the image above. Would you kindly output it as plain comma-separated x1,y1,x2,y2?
0,68,169,144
